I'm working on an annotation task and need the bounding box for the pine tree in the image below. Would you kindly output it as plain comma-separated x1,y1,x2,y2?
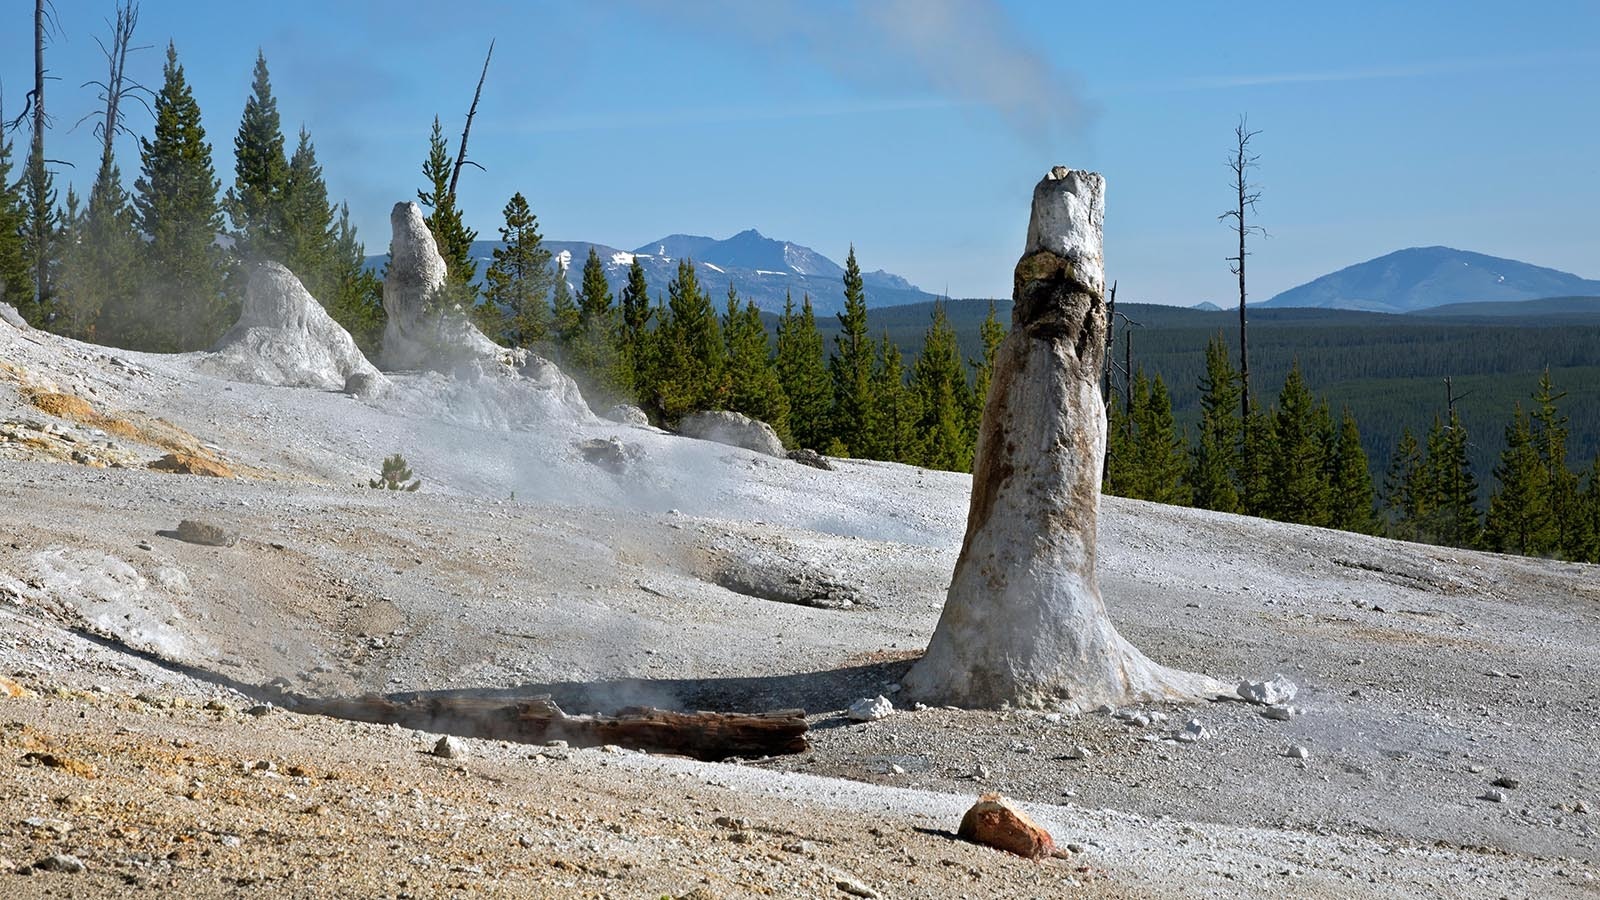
1484,404,1557,556
1189,334,1242,513
225,51,289,264
645,259,723,425
1576,454,1600,563
58,145,142,342
568,246,618,390
550,259,579,347
1104,392,1133,496
911,302,973,471
1382,427,1425,540
723,288,790,439
131,43,228,351
1529,369,1582,559
0,112,28,309
19,140,58,327
774,292,832,451
325,202,384,355
967,299,1006,442
480,192,552,348
417,116,476,301
1238,406,1273,516
615,256,652,395
1131,373,1189,504
828,246,875,456
1264,364,1330,525
280,128,336,300
871,332,917,463
1421,412,1481,548
1327,408,1378,533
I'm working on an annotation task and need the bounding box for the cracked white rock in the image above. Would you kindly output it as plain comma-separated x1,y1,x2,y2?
1237,675,1299,706
847,695,895,722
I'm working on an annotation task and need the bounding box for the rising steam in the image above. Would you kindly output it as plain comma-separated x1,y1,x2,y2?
624,0,1093,145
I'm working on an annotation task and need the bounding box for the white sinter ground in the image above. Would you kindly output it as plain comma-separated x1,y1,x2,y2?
0,294,1596,897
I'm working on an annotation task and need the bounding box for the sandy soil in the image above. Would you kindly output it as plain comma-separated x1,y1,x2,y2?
1,315,1597,898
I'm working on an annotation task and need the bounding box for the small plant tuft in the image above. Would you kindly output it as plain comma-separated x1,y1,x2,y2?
367,453,421,491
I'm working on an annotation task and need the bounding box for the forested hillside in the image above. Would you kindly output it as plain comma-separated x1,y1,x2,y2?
833,298,1600,491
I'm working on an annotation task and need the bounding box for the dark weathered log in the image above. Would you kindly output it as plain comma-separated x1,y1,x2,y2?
284,693,808,762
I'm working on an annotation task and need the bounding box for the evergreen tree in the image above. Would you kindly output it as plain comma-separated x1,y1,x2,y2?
1529,369,1582,559
723,288,790,439
774,292,832,451
19,140,58,326
550,259,579,347
911,302,973,471
1104,391,1133,496
280,127,336,299
1111,371,1153,501
225,51,289,264
1420,412,1481,548
1264,363,1329,525
1577,454,1600,563
871,331,917,463
568,246,618,390
615,256,652,395
967,299,1006,442
1189,334,1242,513
1237,405,1273,516
1484,404,1557,556
828,246,875,456
417,116,476,301
480,192,552,348
645,259,723,425
131,43,228,351
1327,408,1378,533
58,140,141,341
325,202,384,355
0,115,29,308
1382,427,1425,540
1131,373,1189,504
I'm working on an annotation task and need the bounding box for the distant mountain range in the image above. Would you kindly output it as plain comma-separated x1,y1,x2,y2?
1262,246,1600,313
364,228,940,316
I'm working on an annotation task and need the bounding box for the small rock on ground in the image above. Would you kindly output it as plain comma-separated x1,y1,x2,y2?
433,736,466,759
957,792,1056,860
174,519,239,547
1237,675,1298,705
34,854,86,874
847,695,894,722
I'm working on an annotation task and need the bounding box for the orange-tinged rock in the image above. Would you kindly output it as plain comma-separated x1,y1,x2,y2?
21,751,99,779
149,451,234,478
0,675,28,698
957,792,1055,859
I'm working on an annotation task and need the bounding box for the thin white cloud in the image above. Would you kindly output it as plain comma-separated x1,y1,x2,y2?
1137,49,1599,93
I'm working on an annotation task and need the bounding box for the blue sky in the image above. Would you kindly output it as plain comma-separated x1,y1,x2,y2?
4,0,1597,304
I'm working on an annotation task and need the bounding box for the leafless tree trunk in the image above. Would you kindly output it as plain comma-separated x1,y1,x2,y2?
1219,114,1264,445
80,1,149,180
1101,279,1116,407
447,40,495,201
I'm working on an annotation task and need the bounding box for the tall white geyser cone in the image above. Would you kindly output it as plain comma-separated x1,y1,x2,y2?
380,201,512,371
903,167,1225,711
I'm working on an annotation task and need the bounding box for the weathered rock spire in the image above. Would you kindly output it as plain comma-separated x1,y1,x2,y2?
903,167,1222,710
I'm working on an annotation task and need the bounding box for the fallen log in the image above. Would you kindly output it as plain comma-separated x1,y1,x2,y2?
281,693,808,762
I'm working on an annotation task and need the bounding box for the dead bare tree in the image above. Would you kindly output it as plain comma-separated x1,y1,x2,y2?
1101,279,1117,408
77,1,151,180
1218,115,1265,424
447,40,495,202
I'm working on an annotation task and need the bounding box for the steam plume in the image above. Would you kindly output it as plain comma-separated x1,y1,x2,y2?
625,0,1092,145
